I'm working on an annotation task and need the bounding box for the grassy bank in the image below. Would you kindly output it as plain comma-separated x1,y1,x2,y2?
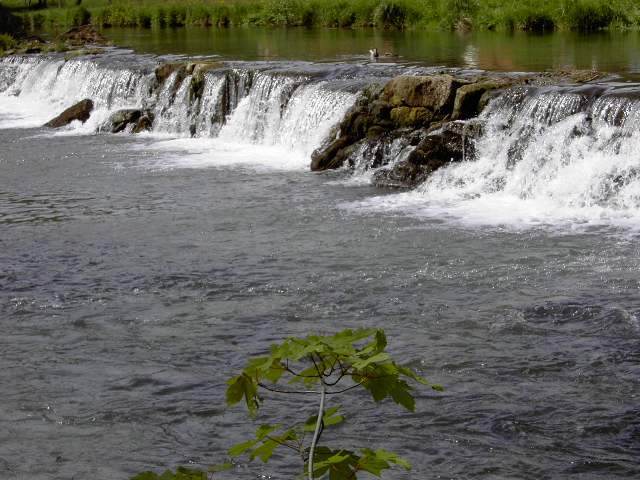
3,0,640,33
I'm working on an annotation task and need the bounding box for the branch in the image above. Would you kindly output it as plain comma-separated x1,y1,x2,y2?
323,371,346,387
265,435,300,454
326,381,364,394
310,354,323,378
258,382,319,395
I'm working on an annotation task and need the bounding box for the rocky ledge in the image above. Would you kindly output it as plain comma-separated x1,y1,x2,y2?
311,70,602,188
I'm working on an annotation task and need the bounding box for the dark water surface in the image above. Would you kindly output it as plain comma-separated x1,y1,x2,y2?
1,126,639,479
103,27,640,76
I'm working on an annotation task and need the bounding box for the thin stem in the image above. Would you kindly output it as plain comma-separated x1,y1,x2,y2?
308,382,326,480
258,382,318,395
310,354,323,378
265,435,300,454
326,381,364,394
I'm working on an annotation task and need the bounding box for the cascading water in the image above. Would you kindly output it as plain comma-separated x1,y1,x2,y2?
0,55,357,168
353,84,640,229
0,55,151,129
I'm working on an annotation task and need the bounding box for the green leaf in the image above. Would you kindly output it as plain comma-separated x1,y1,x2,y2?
255,423,280,440
352,352,390,370
225,374,259,417
389,381,416,412
130,473,159,480
369,449,412,470
228,438,258,457
397,364,429,385
130,467,208,480
431,384,445,392
304,406,344,431
208,463,233,473
250,438,279,462
225,375,245,406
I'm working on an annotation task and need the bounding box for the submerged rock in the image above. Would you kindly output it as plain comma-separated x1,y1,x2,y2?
106,109,155,134
108,109,142,133
44,99,94,128
132,115,153,134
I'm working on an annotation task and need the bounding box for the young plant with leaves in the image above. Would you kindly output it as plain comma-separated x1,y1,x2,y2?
224,328,443,479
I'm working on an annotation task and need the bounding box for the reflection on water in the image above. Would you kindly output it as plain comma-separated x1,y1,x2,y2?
103,27,640,74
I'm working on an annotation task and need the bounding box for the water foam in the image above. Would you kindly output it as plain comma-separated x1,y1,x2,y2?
0,56,357,171
0,56,150,129
347,87,640,230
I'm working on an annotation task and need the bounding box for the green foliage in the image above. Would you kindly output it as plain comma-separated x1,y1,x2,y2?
130,466,208,480
6,0,640,32
130,465,232,480
310,447,411,478
0,33,18,53
223,328,441,479
226,328,439,416
562,0,621,31
0,3,24,35
66,4,90,26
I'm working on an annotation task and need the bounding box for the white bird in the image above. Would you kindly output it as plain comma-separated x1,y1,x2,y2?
369,48,379,59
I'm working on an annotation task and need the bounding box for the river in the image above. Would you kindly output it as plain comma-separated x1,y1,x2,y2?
0,31,639,480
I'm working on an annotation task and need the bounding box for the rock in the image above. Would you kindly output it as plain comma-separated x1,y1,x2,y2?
372,161,432,189
373,121,481,188
390,106,432,127
63,48,105,61
381,75,464,113
108,109,142,133
367,125,386,138
44,99,94,128
452,80,508,120
155,62,187,86
410,121,478,166
132,115,153,134
57,26,106,46
370,100,392,120
189,63,224,101
311,136,352,171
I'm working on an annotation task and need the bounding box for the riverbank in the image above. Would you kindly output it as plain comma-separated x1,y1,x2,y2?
3,0,640,33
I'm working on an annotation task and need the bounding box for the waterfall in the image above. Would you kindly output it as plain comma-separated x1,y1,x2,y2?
0,55,356,164
0,55,151,128
354,84,640,228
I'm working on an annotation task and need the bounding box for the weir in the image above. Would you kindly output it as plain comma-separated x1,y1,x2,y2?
2,51,640,216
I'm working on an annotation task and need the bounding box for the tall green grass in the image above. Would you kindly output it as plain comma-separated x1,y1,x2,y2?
5,0,640,32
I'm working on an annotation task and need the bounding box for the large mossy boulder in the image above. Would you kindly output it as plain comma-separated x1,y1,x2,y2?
44,99,94,128
452,80,509,120
381,75,464,113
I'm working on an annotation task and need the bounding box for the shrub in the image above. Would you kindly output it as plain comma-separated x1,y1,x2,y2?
67,5,91,27
563,0,617,31
131,328,442,480
0,33,17,52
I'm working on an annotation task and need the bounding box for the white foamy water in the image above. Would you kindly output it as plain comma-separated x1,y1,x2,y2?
0,55,150,128
346,88,640,231
0,55,357,171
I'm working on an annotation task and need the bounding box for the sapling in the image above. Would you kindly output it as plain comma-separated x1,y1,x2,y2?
130,328,441,480
224,328,442,479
